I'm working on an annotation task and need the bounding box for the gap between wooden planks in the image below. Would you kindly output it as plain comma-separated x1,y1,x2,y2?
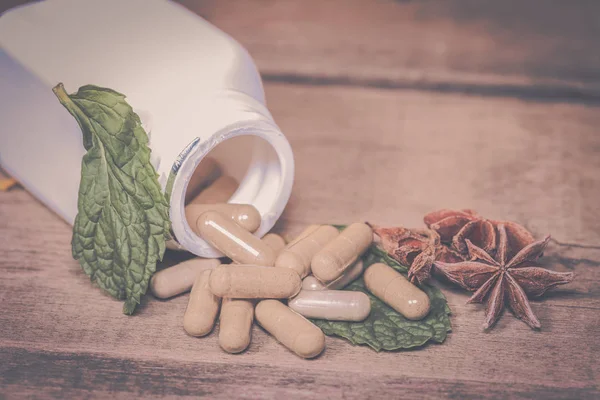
179,0,600,102
1,346,597,399
4,0,600,102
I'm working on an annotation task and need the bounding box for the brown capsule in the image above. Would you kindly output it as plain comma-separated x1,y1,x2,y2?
209,265,301,299
189,175,238,205
363,263,430,320
186,203,261,233
302,260,363,291
275,225,339,278
311,223,373,283
285,224,320,247
255,300,325,359
288,290,371,321
195,211,276,266
184,157,220,203
183,270,221,337
327,260,364,290
261,233,287,254
150,258,221,299
302,276,326,291
218,299,254,354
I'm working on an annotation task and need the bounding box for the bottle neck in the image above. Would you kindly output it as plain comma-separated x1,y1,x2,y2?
165,90,294,257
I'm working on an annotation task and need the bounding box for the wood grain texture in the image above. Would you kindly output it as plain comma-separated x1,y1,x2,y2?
1,347,598,400
1,0,600,398
1,86,599,399
4,0,600,98
267,84,600,246
181,0,600,101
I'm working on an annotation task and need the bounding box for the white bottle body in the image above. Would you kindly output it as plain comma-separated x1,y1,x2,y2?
0,0,294,257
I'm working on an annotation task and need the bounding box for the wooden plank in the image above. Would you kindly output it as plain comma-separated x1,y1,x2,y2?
180,0,600,99
2,1,599,397
4,0,600,99
266,84,600,246
1,84,599,398
1,347,598,400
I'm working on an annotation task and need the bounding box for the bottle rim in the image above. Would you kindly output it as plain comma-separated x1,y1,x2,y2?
168,118,294,257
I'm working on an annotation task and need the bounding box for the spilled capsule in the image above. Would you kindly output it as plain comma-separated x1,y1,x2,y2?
364,263,430,320
150,258,220,299
255,300,325,359
301,260,364,292
183,269,221,337
302,276,326,291
327,260,364,290
311,223,372,283
186,203,261,233
195,211,276,266
209,265,301,299
275,225,339,278
219,299,254,354
288,290,371,321
285,224,320,247
261,233,287,254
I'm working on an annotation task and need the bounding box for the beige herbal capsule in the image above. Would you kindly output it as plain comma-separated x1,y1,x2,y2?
275,225,339,278
302,276,326,291
255,300,325,359
209,265,301,299
311,223,373,283
196,211,276,266
186,203,261,233
150,258,221,299
327,260,364,290
219,299,254,354
184,157,220,203
288,290,371,321
302,261,363,291
183,269,221,337
285,224,320,247
261,233,286,254
364,263,430,320
189,175,238,205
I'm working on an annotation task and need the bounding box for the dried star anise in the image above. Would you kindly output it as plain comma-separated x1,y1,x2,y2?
424,209,536,259
434,224,574,330
371,225,464,285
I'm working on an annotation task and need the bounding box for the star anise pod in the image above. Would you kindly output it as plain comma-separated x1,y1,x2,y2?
424,209,536,259
434,224,573,330
371,225,464,285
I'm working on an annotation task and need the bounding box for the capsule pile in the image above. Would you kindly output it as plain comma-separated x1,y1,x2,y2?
150,159,431,358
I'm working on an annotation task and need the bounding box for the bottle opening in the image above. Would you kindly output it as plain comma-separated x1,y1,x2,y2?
183,136,252,205
169,121,294,258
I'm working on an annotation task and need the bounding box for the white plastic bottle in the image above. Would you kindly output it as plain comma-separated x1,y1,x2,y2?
0,0,294,257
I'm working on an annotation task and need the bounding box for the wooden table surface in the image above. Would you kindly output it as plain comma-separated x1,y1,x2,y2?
1,1,599,398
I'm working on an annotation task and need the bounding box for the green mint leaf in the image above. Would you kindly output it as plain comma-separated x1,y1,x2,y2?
311,226,451,350
53,83,171,315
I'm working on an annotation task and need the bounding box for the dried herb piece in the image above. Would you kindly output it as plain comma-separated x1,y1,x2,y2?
434,224,573,330
490,220,536,260
424,209,536,259
424,209,496,254
371,225,463,285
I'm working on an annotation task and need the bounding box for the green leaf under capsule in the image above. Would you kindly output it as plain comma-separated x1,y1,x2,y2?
311,228,452,351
